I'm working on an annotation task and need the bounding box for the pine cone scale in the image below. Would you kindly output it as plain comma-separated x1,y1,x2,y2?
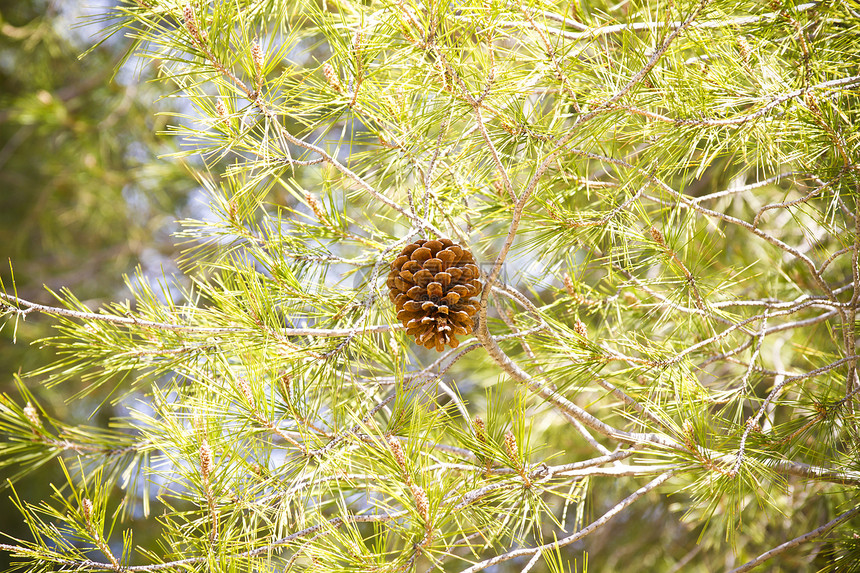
388,238,483,351
411,247,432,262
413,270,434,286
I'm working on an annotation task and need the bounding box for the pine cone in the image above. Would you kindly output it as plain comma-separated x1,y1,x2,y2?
387,238,482,351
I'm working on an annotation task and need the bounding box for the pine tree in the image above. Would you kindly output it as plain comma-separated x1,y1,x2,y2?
2,0,860,571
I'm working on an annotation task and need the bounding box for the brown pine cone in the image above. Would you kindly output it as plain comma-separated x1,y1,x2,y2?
387,238,483,351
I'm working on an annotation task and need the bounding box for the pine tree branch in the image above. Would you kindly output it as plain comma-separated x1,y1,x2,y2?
752,178,836,229
549,143,849,321
476,0,710,321
846,202,860,399
733,355,860,475
654,189,845,304
0,512,403,572
498,2,818,41
689,172,815,204
474,324,682,450
457,471,676,573
728,504,860,573
773,459,860,485
665,303,833,366
305,339,486,458
430,46,516,203
497,302,614,456
191,24,445,236
612,75,860,127
0,292,399,337
595,379,673,433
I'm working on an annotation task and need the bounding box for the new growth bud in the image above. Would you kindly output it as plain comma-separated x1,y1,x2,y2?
200,441,214,480
215,99,228,119
649,226,666,247
503,430,518,464
23,402,41,429
183,4,207,45
493,178,503,196
409,482,430,523
563,273,576,297
280,374,293,403
251,39,264,85
682,419,697,452
473,416,486,444
237,377,253,402
323,62,343,93
81,498,93,523
682,419,694,434
736,36,752,66
386,434,407,474
352,28,363,53
304,190,326,221
183,4,195,30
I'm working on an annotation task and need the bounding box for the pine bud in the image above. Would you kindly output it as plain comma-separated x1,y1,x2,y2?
251,39,264,80
200,441,214,480
81,498,93,523
574,319,588,338
736,36,752,66
649,226,666,247
409,482,430,522
23,402,41,429
183,5,207,45
352,27,364,76
237,377,253,402
563,273,576,297
183,5,196,31
473,416,486,444
304,190,326,221
215,99,228,119
804,92,821,115
386,434,407,473
280,374,293,402
503,430,518,464
394,86,405,111
682,419,696,451
323,62,343,93
492,177,505,198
